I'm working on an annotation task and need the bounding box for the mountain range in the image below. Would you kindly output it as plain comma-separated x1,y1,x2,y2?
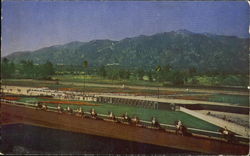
5,30,249,73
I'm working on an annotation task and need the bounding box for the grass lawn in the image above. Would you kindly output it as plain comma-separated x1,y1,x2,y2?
2,79,169,95
18,97,219,132
2,79,57,88
52,75,162,87
18,97,53,103
208,94,249,107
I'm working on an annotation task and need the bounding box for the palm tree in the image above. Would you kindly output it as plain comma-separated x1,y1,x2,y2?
83,60,88,92
155,65,161,98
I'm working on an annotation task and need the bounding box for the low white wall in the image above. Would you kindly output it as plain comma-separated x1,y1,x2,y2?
180,106,249,137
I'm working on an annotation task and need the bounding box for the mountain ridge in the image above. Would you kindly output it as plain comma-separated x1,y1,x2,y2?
5,30,248,73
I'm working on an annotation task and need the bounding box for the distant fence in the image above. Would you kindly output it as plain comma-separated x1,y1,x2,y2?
96,96,160,109
96,96,181,111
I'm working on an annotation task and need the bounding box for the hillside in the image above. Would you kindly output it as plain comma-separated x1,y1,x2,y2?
5,30,249,73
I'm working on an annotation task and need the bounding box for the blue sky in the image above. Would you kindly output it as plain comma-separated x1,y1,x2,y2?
2,1,249,56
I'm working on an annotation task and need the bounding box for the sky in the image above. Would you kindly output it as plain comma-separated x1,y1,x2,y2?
2,1,249,56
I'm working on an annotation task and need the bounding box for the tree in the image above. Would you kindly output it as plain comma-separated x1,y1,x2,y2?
2,58,15,78
157,65,172,82
137,69,145,80
19,60,35,78
37,61,54,79
83,60,89,91
155,65,162,98
188,67,197,77
44,61,54,75
98,65,107,78
119,69,130,80
105,64,119,80
83,60,88,69
168,70,185,85
155,65,161,72
147,71,153,82
163,64,171,72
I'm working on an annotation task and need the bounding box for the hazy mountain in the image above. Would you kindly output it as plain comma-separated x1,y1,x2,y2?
5,30,248,73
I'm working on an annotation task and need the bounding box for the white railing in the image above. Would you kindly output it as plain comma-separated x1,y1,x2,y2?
180,106,250,138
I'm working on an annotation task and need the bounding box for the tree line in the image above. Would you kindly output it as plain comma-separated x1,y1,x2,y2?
1,59,248,87
1,58,54,79
53,63,248,87
96,65,247,87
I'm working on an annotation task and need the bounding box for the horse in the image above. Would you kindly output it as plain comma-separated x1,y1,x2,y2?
68,107,74,115
108,112,117,121
151,118,164,131
67,107,74,114
121,113,132,124
90,109,97,118
175,121,192,136
42,104,48,111
131,116,140,126
177,125,192,136
78,108,84,117
36,103,43,110
57,105,64,113
152,120,161,128
89,109,103,120
218,128,237,143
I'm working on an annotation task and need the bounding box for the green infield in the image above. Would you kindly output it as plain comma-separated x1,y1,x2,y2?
18,97,52,103
208,94,249,107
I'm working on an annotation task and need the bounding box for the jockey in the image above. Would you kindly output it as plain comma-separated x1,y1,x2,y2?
151,117,160,128
132,116,138,123
36,102,41,109
176,120,182,129
223,126,229,135
91,108,97,116
124,112,129,120
57,105,64,113
42,104,47,110
78,107,84,116
109,112,114,118
79,107,82,113
109,111,117,121
152,117,156,125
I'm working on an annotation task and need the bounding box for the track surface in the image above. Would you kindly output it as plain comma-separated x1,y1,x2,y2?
3,85,248,108
1,103,249,155
3,79,248,95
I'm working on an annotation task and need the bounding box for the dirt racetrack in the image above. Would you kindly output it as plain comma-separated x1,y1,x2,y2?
1,102,249,155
